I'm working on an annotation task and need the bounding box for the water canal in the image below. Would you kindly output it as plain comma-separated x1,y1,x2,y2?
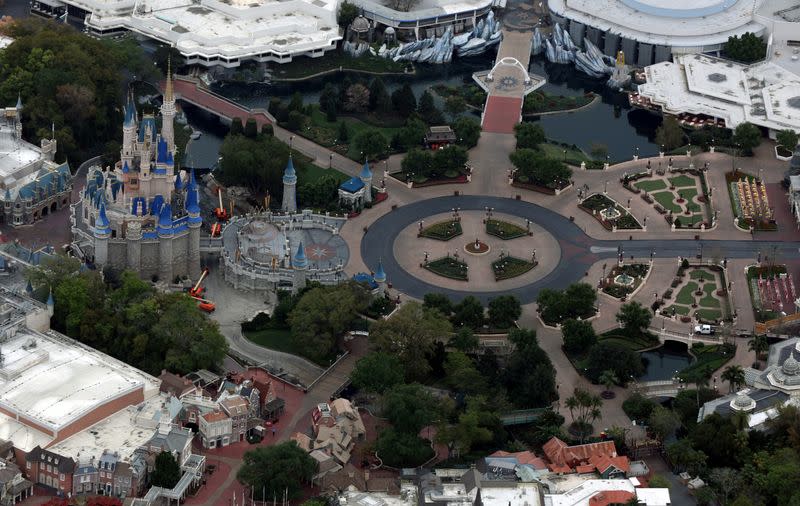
639,343,694,382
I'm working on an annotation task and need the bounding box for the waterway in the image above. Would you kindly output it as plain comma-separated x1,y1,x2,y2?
639,342,693,382
208,53,664,161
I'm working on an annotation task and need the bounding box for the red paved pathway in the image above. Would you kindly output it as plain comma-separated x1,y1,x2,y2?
482,96,522,134
161,79,272,132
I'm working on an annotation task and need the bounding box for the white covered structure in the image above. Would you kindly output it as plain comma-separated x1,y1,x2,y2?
636,53,800,136
42,0,341,68
548,0,800,67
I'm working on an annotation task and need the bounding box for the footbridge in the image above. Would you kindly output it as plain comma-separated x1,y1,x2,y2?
158,76,273,131
650,327,723,347
633,380,682,399
475,31,545,134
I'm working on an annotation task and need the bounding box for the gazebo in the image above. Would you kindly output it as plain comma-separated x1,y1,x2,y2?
338,176,366,209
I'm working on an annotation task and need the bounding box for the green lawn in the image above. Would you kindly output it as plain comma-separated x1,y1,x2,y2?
420,221,463,241
486,219,528,239
599,330,658,351
538,141,590,164
668,175,697,188
244,326,296,354
635,179,667,192
676,282,698,305
492,256,535,281
653,191,682,213
689,268,715,280
665,304,691,316
679,344,735,381
271,51,407,79
425,257,468,280
699,283,721,308
305,106,405,161
296,162,349,185
674,213,705,227
695,308,723,321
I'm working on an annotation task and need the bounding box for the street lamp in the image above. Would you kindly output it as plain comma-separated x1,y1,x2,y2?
563,149,567,162
329,152,333,169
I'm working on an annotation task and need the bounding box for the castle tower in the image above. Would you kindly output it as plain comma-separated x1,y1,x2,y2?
46,290,54,318
373,258,386,292
282,156,297,213
292,241,307,294
14,94,22,140
93,202,111,266
185,172,202,280
160,60,176,153
126,220,142,273
359,160,373,204
157,203,174,282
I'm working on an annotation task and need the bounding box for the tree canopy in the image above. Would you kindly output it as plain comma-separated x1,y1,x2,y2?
237,442,317,500
655,115,685,152
217,132,300,197
452,116,481,148
487,295,521,329
501,328,557,408
616,301,652,337
350,352,404,394
0,19,155,162
536,282,596,325
732,122,762,155
151,452,181,488
27,258,227,375
561,318,597,354
725,32,766,64
514,122,546,149
510,149,572,189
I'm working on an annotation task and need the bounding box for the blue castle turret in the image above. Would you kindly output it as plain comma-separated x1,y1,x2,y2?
282,156,297,213
360,160,373,204
292,241,307,293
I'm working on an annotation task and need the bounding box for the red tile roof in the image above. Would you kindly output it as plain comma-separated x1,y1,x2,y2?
488,450,548,470
589,490,635,506
202,411,229,423
543,437,618,467
591,455,631,474
575,464,596,474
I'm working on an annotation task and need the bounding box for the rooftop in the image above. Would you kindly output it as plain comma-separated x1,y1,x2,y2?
0,328,160,442
638,53,800,133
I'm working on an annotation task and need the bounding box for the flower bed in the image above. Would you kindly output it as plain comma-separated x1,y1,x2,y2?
601,263,650,299
485,219,528,239
419,221,462,241
424,257,468,280
579,194,642,230
492,256,535,281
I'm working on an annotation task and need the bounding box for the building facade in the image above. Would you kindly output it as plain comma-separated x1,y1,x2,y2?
0,98,72,228
71,69,202,281
198,412,232,449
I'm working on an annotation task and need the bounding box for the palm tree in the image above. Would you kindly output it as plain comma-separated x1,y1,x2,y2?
721,365,746,393
748,335,769,366
566,388,603,442
599,369,619,398
731,410,750,432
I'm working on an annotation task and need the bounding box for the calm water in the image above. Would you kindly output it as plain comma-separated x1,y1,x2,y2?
639,344,693,382
210,53,663,160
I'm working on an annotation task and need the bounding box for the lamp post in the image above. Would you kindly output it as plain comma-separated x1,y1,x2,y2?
329,152,333,169
563,149,567,162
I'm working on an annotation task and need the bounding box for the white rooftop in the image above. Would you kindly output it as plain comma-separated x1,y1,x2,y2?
352,0,492,24
74,0,341,65
48,394,176,463
0,412,52,452
549,0,768,48
480,483,542,506
638,53,800,133
544,479,670,506
0,329,160,437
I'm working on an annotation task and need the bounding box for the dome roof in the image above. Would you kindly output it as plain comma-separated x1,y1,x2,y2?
384,26,395,35
351,16,370,32
731,393,755,412
783,355,799,376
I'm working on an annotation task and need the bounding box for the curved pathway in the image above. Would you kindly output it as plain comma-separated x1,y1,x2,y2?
363,194,800,303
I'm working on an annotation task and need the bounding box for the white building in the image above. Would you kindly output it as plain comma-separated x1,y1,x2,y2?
38,0,341,68
548,0,800,66
635,53,800,136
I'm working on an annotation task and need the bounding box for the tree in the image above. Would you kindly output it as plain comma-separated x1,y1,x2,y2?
725,32,766,63
230,117,244,136
449,327,479,352
375,428,433,467
151,451,181,488
353,130,389,160
733,122,762,155
368,78,392,113
561,318,597,354
382,383,439,434
337,0,359,27
437,396,496,456
722,365,746,393
392,117,427,151
748,335,768,365
502,328,557,408
351,352,404,394
432,145,468,175
616,301,652,337
536,283,596,325
444,351,487,396
444,95,466,119
622,393,656,422
337,120,349,142
423,293,453,317
777,129,799,152
319,83,338,122
237,442,317,500
648,405,680,442
217,132,294,195
586,342,644,384
371,301,452,381
666,439,707,475
565,388,602,441
487,295,521,329
286,110,305,131
709,467,741,506
392,84,417,116
417,90,443,124
514,122,546,149
648,474,671,489
452,116,481,148
343,83,370,113
401,148,435,177
599,369,619,394
509,149,572,189
244,118,259,138
655,115,685,151
288,91,304,113
451,295,485,330
690,414,745,467
288,283,369,364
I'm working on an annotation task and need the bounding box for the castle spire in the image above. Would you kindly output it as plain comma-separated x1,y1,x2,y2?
164,57,174,105
160,57,176,152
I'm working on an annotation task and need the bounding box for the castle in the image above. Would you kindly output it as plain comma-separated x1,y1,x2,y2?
71,68,202,281
0,96,71,228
